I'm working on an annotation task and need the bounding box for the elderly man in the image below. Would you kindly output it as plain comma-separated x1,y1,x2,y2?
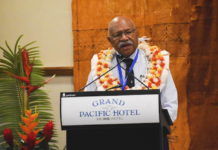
85,16,178,150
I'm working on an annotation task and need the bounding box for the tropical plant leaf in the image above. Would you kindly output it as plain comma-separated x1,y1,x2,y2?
0,36,58,149
5,41,13,55
0,47,14,61
21,41,36,49
14,34,23,54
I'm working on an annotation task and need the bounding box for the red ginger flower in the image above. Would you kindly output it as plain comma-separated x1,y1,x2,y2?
26,131,36,150
17,131,39,150
3,128,13,148
43,120,54,142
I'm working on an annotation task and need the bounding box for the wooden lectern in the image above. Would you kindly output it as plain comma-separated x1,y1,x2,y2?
60,90,173,150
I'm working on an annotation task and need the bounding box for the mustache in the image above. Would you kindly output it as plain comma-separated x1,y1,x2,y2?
118,40,133,48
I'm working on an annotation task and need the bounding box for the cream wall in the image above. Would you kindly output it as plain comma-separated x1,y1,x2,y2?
0,0,73,67
0,0,74,149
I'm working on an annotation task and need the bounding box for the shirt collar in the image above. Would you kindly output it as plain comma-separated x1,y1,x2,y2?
129,49,138,60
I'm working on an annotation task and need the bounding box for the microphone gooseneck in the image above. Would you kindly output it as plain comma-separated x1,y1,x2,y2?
78,58,125,92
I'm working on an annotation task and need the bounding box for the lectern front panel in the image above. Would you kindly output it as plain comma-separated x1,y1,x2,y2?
60,90,163,150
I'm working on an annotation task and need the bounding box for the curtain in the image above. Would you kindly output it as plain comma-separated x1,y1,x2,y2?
187,0,218,149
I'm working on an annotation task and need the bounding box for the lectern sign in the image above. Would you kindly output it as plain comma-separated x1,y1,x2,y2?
61,93,159,126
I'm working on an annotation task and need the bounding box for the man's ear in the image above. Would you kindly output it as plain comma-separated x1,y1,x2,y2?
135,29,139,38
107,36,111,43
107,36,114,47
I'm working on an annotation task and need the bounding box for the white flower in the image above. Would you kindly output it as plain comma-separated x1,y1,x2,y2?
113,81,118,86
149,54,153,60
146,50,151,56
142,45,148,51
110,49,116,55
147,66,151,71
108,71,113,76
107,54,113,59
141,77,146,82
100,76,105,80
146,73,152,78
97,86,105,91
144,79,149,83
107,62,112,68
101,55,106,59
148,63,153,69
147,70,151,74
100,59,104,63
153,78,158,83
140,76,146,80
156,64,160,68
106,57,111,62
138,43,144,49
156,60,161,65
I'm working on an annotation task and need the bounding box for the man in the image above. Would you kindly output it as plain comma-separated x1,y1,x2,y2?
85,16,178,150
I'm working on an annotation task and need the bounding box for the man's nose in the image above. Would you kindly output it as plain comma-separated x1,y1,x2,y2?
120,33,129,41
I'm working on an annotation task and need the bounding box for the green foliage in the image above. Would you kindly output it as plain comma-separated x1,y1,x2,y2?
0,35,58,149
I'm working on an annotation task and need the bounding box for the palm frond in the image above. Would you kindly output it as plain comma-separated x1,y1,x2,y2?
21,41,36,50
14,35,23,54
0,36,58,149
5,41,13,55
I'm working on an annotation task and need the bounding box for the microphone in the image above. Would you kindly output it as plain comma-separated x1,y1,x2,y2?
118,64,150,90
78,58,125,92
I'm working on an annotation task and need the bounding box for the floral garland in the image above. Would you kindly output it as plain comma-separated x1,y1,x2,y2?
92,42,167,91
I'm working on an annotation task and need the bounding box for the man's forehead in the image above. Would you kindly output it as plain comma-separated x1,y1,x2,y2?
108,17,135,33
111,23,133,32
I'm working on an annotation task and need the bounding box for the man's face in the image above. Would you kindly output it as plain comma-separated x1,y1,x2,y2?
107,18,139,58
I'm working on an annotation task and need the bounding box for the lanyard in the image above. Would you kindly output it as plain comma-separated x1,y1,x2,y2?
116,49,139,90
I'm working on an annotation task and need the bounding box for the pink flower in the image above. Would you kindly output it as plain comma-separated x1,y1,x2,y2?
43,120,54,142
3,128,13,148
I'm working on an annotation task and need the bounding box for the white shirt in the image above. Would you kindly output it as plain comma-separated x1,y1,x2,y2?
85,49,178,122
